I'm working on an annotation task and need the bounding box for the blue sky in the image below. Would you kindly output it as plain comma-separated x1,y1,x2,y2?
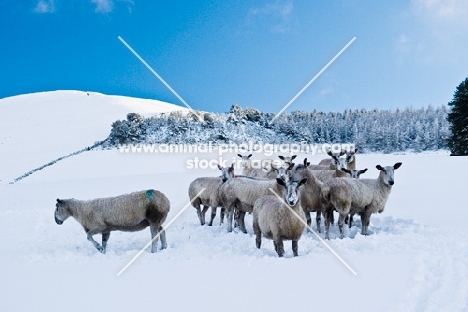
1,0,468,114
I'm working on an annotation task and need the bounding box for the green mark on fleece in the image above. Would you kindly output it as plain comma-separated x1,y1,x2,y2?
146,190,155,201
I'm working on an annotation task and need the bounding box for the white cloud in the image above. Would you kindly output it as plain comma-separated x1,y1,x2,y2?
396,0,468,65
411,0,468,22
320,86,334,97
91,0,114,14
245,0,294,34
33,0,55,13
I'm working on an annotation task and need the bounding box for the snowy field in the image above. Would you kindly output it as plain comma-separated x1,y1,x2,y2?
1,92,468,311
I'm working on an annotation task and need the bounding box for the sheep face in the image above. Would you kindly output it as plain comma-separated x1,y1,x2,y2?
276,177,307,206
289,158,310,181
237,154,252,169
278,155,297,165
342,168,368,178
326,149,346,158
218,163,235,182
376,163,402,186
331,155,347,171
275,166,288,181
55,199,71,225
346,148,358,163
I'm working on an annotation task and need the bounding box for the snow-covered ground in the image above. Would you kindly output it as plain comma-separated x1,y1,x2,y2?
1,92,467,311
0,90,187,182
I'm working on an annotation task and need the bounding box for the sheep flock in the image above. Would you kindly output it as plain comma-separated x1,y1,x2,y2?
55,148,402,257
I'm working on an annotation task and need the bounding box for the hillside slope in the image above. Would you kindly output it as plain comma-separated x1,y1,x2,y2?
0,90,187,182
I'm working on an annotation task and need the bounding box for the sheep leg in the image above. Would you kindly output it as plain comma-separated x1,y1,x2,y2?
234,209,239,228
196,207,204,226
275,239,284,257
360,211,371,236
158,226,167,250
201,205,209,225
324,210,331,240
305,211,312,232
338,213,346,239
86,231,104,253
149,224,166,252
348,213,355,228
208,206,217,226
315,211,322,233
292,240,299,257
220,208,225,225
238,211,247,234
226,204,234,232
253,221,261,249
101,232,111,254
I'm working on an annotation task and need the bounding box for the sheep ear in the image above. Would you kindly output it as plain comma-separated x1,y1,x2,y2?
56,198,64,204
291,155,297,160
299,178,308,187
342,168,351,174
248,154,252,158
217,164,222,170
306,162,310,166
354,148,358,153
360,168,368,174
327,150,333,156
237,154,242,158
278,156,285,160
303,158,308,166
276,177,286,187
376,165,383,171
339,149,346,156
394,162,402,170
230,162,235,169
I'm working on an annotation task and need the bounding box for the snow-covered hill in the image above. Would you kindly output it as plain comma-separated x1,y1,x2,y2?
0,90,187,182
1,91,467,311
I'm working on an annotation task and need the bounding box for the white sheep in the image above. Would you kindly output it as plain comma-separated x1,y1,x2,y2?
339,168,368,226
318,149,345,169
341,148,358,170
250,161,291,181
54,189,170,253
237,154,253,176
189,164,235,226
321,163,402,239
278,155,297,166
290,158,351,233
318,148,358,170
253,177,308,257
341,168,367,179
220,171,293,233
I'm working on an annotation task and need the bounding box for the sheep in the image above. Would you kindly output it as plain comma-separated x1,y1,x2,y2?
290,158,351,233
253,177,308,257
344,148,358,170
308,164,330,170
237,154,253,176
318,149,345,169
318,148,358,170
250,160,289,180
189,163,235,226
340,168,368,226
341,168,367,179
278,155,297,166
320,163,402,239
220,166,294,233
54,189,170,253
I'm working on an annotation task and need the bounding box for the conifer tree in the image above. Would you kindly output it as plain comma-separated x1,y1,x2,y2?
447,78,468,155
